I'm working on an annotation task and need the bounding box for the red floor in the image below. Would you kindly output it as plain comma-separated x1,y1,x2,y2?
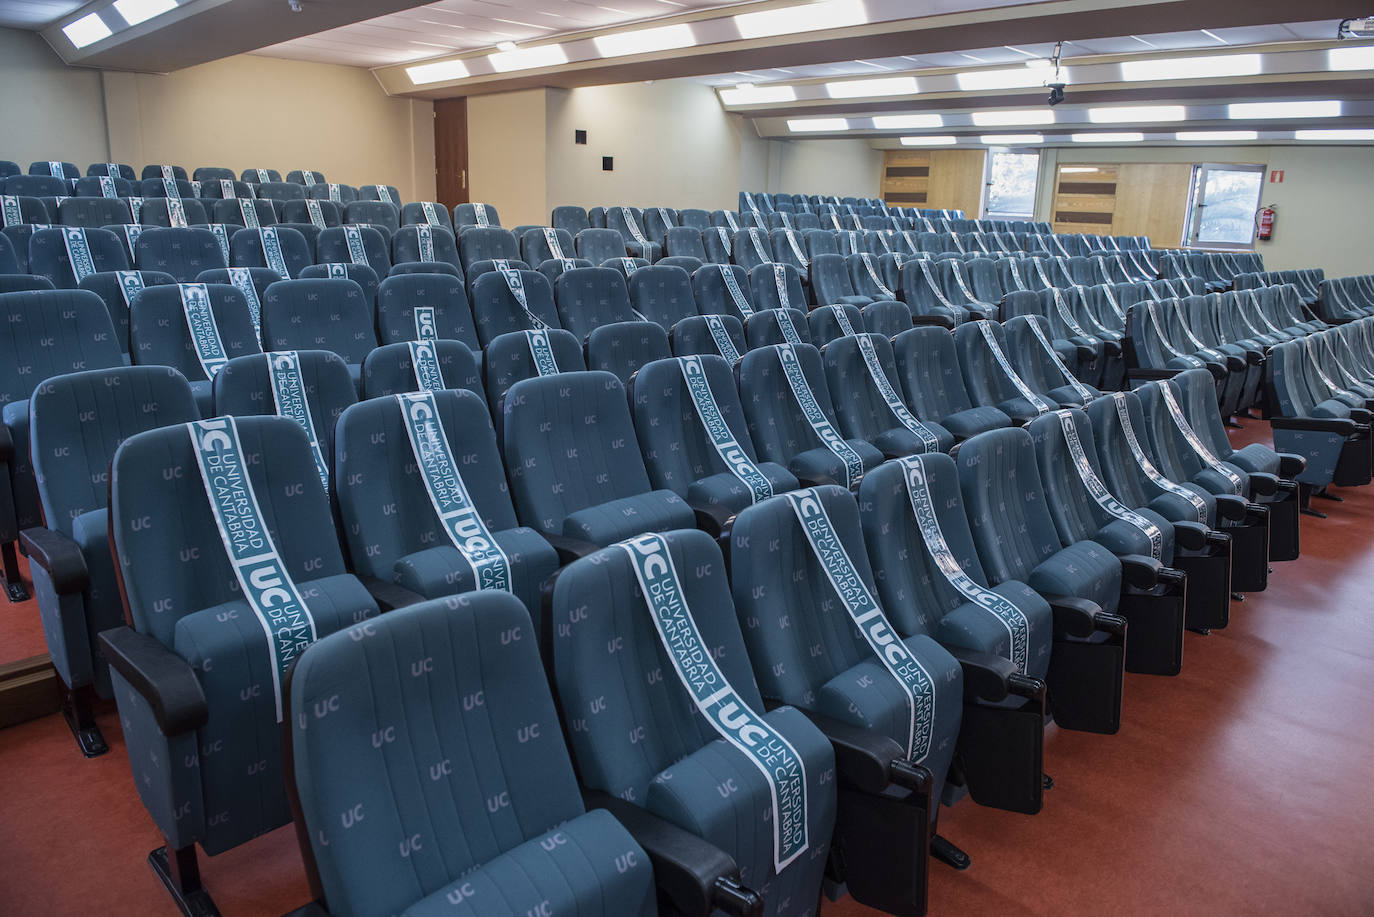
2,422,1373,917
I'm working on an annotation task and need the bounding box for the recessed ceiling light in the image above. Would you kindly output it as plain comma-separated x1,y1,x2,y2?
719,83,796,105
901,135,958,146
980,134,1043,145
1228,100,1341,119
495,41,517,52
1293,129,1374,140
407,59,471,84
593,23,695,58
971,109,1055,126
734,0,867,39
113,0,177,27
488,43,567,72
1087,105,1186,123
62,12,112,48
1328,46,1374,71
873,114,943,129
1174,130,1258,141
1025,58,1054,69
788,117,849,132
1060,167,1101,173
826,76,919,98
1071,132,1144,143
1120,53,1260,82
957,67,1057,91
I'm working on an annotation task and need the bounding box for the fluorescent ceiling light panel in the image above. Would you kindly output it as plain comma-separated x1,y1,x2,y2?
1060,167,1101,173
734,0,867,39
1071,132,1144,143
114,0,176,26
719,83,797,105
873,114,943,129
900,135,957,145
826,76,919,98
1087,105,1185,123
1228,100,1341,119
788,117,849,132
63,12,111,48
1294,129,1374,140
488,44,567,72
957,67,1058,91
971,109,1055,126
1119,53,1261,82
593,23,695,57
980,134,1043,145
1328,46,1374,71
1174,130,1257,141
407,59,470,84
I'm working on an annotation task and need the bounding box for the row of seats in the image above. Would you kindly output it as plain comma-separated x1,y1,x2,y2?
1,160,332,183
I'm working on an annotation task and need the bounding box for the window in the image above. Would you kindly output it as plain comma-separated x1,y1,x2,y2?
1186,162,1264,249
983,149,1041,220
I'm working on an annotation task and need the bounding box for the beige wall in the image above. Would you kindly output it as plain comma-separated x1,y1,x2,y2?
467,89,549,229
0,27,435,202
766,139,882,199
1036,144,1374,278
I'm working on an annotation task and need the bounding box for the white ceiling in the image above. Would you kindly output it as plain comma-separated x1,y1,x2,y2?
690,20,1346,85
254,0,757,67
0,0,86,28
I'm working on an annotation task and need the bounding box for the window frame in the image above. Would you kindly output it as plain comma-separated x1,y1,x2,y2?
1184,161,1266,251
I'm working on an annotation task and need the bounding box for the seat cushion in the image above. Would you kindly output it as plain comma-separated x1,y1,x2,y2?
1094,509,1175,565
935,580,1053,682
939,405,1011,440
172,572,376,854
561,490,695,546
404,809,655,917
787,439,884,485
1228,442,1281,476
685,463,799,515
393,527,559,618
1028,540,1121,614
872,424,953,457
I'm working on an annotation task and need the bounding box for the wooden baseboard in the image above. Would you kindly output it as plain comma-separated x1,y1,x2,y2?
0,654,61,729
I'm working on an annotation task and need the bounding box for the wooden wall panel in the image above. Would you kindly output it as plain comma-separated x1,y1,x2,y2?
1112,162,1192,248
882,149,984,214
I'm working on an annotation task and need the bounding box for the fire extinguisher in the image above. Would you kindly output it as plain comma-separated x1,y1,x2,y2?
1256,205,1276,241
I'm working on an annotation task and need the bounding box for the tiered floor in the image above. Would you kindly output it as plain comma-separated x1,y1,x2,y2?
1,424,1371,917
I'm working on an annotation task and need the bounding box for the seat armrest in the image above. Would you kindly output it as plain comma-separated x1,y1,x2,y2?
583,791,760,917
795,473,839,489
1348,407,1371,425
1202,360,1228,381
1125,367,1178,382
357,576,424,612
0,422,11,463
1170,521,1209,552
1270,416,1356,435
1223,354,1246,373
690,502,734,539
1275,452,1307,477
1244,349,1264,366
1042,593,1122,639
544,534,601,565
1246,472,1279,497
1074,344,1096,363
99,626,207,736
945,644,1045,705
796,708,918,796
912,314,955,329
20,526,89,594
1213,494,1248,521
1118,553,1164,589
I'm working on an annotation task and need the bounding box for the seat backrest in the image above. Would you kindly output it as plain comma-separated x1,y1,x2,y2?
130,282,262,381
627,264,697,329
317,226,392,278
585,321,671,384
77,269,179,352
29,227,131,288
135,227,228,282
4,174,67,197
256,181,308,203
483,329,586,416
808,303,865,346
211,198,279,228
289,591,600,917
822,332,942,452
390,224,462,273
738,342,847,463
0,289,125,411
747,262,805,312
278,199,342,228
375,272,477,349
361,339,484,400
398,200,455,232
261,278,376,366
811,253,857,304
59,197,131,228
454,202,501,228
73,176,135,199
574,227,626,265
553,266,634,339
285,170,326,186
551,205,590,236
458,226,519,271
502,370,657,537
241,168,283,184
469,268,560,347
229,226,312,279
664,226,708,261
85,162,134,180
343,200,400,234
691,263,755,321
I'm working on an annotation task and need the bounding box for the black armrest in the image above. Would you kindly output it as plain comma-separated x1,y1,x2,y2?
1244,349,1264,366
357,576,424,612
0,422,11,463
1075,344,1096,363
20,526,89,594
1205,529,1231,549
1349,407,1371,425
1126,367,1179,381
99,626,207,736
1275,452,1307,477
1223,354,1246,373
797,708,918,796
544,534,601,565
1246,472,1279,497
1042,593,1116,639
1118,553,1164,589
690,502,734,538
1210,494,1244,521
1202,360,1228,381
280,903,331,917
1170,521,1209,552
912,314,955,329
795,473,839,489
1270,416,1357,435
945,644,1045,705
584,791,760,917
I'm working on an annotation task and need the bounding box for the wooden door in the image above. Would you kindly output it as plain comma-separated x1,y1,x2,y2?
434,97,468,210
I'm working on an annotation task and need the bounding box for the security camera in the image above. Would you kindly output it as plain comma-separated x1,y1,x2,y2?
1047,83,1066,106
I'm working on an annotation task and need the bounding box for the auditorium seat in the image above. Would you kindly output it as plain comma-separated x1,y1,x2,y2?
808,303,866,346
3,174,67,198
256,181,307,203
458,225,519,271
59,197,132,228
607,206,662,261
241,167,282,184
399,200,454,231
954,320,1055,424
307,182,358,205
469,266,560,347
1003,314,1101,408
79,270,178,352
315,225,390,279
454,202,500,228
209,198,275,228
195,267,278,331
86,162,135,180
135,227,228,282
503,370,694,545
98,414,378,909
287,591,659,917
335,389,558,615
574,226,628,266
823,332,954,456
140,164,187,182
29,227,130,288
391,224,462,273
551,204,589,236
260,278,375,391
343,200,400,235
361,339,484,399
138,198,210,227
139,178,197,200
483,328,584,417
286,169,326,186
374,272,476,347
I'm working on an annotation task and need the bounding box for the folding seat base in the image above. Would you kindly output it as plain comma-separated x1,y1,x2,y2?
1332,434,1373,489
1046,635,1125,735
1118,587,1187,676
1174,550,1231,632
60,683,109,758
3,541,29,602
952,696,1045,815
1226,512,1270,592
149,844,222,917
829,780,931,917
1264,489,1301,562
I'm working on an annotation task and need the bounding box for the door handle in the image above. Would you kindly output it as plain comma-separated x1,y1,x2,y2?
461,169,466,190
